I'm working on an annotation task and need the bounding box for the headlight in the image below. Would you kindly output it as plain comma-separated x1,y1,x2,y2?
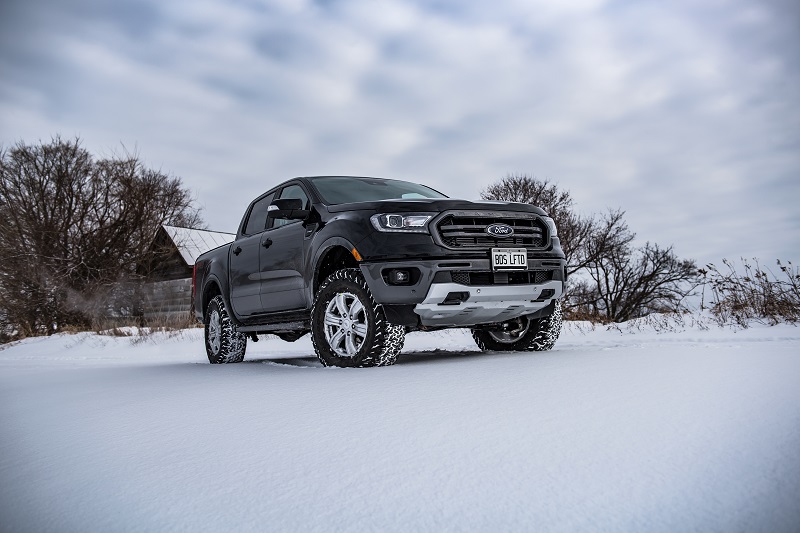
542,216,558,237
370,213,433,233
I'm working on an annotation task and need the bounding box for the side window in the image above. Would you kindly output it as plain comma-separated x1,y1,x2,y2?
272,184,310,228
243,193,274,235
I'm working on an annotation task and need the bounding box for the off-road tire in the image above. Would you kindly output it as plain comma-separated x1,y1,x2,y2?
311,269,405,367
471,300,563,352
205,295,247,364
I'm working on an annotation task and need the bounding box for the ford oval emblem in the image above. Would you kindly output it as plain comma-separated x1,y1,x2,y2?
486,223,514,238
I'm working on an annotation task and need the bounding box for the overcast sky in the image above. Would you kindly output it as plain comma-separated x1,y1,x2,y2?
1,0,798,266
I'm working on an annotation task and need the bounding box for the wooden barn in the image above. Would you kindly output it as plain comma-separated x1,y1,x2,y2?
140,225,235,320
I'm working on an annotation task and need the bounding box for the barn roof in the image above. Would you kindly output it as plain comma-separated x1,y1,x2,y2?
161,225,235,266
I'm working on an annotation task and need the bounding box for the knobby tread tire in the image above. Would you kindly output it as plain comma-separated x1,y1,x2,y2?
205,295,247,364
471,300,563,352
311,268,405,368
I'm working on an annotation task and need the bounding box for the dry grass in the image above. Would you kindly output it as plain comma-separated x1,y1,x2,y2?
703,259,800,327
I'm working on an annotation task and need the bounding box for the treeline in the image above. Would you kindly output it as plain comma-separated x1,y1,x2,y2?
0,137,203,340
482,175,798,325
1,139,796,342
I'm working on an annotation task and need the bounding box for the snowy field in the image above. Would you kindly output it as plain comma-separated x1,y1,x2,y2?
1,318,799,532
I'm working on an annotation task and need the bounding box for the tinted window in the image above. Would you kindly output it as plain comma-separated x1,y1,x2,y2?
273,184,310,228
308,177,447,205
243,193,274,235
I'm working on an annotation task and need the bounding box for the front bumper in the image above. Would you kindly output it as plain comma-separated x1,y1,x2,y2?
412,280,562,327
360,257,565,327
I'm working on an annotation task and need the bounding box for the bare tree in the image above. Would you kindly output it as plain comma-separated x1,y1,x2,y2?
482,174,698,322
481,174,574,213
575,242,700,322
0,136,203,337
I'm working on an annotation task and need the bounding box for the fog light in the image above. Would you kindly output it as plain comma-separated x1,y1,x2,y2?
388,269,411,285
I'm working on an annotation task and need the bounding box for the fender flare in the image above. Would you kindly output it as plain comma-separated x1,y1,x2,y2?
202,273,235,323
309,236,360,291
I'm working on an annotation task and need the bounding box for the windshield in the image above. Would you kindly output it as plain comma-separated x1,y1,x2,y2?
308,176,448,205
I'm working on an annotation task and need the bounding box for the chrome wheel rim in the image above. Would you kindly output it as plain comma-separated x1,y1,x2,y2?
324,292,368,357
208,309,221,354
488,317,530,344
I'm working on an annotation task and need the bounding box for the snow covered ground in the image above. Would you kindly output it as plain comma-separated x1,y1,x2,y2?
1,318,799,532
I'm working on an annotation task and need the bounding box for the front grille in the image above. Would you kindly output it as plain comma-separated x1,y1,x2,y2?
435,213,547,249
450,270,555,286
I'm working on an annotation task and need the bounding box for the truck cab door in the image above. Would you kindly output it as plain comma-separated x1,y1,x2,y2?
259,184,311,313
230,192,274,317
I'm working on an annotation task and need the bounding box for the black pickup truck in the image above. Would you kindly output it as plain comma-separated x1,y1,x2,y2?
193,176,566,367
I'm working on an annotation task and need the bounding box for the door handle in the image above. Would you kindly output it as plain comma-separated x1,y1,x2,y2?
233,246,242,256
262,239,273,249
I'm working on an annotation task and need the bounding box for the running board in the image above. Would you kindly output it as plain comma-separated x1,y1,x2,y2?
236,320,310,333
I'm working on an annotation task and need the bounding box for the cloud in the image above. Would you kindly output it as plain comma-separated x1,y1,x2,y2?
1,0,798,264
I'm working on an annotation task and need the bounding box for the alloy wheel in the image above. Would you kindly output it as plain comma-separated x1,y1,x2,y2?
323,292,369,357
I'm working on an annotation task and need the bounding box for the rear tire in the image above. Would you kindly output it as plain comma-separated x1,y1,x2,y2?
311,269,404,367
471,300,562,352
205,295,247,364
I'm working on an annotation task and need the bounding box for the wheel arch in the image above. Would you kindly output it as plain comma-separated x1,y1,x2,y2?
202,278,223,319
312,239,360,295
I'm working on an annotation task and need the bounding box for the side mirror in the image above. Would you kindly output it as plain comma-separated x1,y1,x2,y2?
267,198,309,220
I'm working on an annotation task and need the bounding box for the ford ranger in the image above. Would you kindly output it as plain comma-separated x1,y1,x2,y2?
192,176,565,367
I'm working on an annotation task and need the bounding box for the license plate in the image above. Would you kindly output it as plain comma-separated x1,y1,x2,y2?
491,248,527,270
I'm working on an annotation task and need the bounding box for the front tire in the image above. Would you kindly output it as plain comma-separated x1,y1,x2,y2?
311,269,405,367
472,300,563,352
205,295,247,364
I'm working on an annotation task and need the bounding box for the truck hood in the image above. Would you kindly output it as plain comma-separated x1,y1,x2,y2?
325,198,547,216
